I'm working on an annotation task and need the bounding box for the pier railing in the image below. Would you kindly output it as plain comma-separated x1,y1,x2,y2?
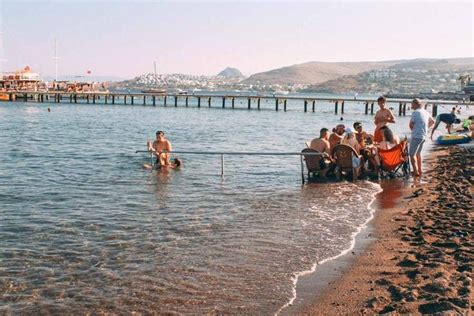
135,150,324,184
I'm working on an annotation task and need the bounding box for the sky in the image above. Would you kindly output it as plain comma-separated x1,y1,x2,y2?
0,0,473,78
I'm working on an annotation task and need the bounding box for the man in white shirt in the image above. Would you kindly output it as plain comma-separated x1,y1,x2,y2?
409,99,435,177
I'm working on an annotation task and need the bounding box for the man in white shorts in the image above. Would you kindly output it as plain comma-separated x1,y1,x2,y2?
409,99,434,177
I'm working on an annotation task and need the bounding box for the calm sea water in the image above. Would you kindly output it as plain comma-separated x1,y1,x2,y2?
0,97,427,314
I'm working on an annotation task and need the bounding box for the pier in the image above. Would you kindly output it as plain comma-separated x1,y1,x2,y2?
1,91,471,117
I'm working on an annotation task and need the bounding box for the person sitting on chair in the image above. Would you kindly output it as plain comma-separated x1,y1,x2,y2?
329,124,345,151
353,122,374,146
341,128,364,171
310,128,331,156
377,126,400,150
309,128,333,174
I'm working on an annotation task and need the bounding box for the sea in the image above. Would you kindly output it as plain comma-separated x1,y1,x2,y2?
0,95,442,314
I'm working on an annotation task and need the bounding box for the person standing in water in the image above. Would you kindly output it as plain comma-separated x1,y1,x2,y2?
147,130,174,167
374,96,396,143
409,99,434,178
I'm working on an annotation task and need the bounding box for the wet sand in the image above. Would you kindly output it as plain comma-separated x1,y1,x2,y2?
288,146,473,314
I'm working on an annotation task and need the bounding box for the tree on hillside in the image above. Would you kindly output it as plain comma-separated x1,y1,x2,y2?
458,74,471,89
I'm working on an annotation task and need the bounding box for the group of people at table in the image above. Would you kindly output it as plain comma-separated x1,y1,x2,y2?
308,96,461,179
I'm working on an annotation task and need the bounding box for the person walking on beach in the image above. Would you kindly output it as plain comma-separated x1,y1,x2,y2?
374,96,396,143
409,99,434,177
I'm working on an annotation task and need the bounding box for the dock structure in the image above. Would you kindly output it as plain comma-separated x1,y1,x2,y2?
1,91,470,117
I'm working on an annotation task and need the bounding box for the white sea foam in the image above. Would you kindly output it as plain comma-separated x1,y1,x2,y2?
276,181,383,315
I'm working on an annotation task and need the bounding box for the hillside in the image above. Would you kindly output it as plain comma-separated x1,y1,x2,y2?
303,58,474,94
243,61,401,85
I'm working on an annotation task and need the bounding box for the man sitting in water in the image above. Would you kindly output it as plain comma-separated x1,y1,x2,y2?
430,112,461,139
329,124,345,151
147,130,180,168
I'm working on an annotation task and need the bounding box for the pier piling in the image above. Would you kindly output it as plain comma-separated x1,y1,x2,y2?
341,101,345,114
208,97,211,107
370,102,374,115
222,97,226,108
232,97,235,109
335,101,338,114
93,95,96,104
143,95,146,105
175,96,178,107
131,95,134,105
197,97,201,108
432,104,438,117
124,95,127,105
152,96,156,106
403,103,407,116
398,102,402,116
312,100,315,112
257,98,261,110
275,99,279,111
112,95,115,104
164,96,167,107
284,99,287,112
304,100,308,112
185,96,188,107
248,98,251,110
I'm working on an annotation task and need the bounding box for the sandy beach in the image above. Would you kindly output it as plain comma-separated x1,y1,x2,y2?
292,145,473,314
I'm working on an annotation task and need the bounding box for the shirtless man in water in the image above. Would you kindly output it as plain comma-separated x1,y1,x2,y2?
374,96,396,143
147,130,174,167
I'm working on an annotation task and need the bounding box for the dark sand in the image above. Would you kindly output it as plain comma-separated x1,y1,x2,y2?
287,146,473,315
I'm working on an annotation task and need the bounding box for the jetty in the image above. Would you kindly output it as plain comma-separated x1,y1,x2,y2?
1,91,471,117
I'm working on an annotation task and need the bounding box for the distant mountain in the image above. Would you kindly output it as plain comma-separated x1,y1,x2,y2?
243,61,401,85
243,58,474,88
217,67,244,78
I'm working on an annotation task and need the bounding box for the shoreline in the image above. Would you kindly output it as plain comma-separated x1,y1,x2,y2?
278,181,383,315
281,145,473,314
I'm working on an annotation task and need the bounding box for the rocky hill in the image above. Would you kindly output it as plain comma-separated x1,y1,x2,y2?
303,58,474,94
217,67,244,78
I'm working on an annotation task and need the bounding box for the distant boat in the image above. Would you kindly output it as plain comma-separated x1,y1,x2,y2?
141,88,166,94
176,88,188,95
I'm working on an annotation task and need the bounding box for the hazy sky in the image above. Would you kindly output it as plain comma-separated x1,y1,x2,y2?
1,0,473,78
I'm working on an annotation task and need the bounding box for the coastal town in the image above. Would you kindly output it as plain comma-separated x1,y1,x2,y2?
3,59,473,100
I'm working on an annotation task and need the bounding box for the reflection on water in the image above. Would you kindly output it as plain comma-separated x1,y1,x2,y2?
1,102,399,314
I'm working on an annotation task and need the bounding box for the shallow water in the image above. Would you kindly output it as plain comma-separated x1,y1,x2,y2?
0,99,422,313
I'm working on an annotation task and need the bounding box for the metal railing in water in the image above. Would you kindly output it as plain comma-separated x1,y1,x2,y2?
135,150,323,184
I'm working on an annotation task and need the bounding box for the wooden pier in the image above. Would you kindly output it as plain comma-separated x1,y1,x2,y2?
1,91,470,117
